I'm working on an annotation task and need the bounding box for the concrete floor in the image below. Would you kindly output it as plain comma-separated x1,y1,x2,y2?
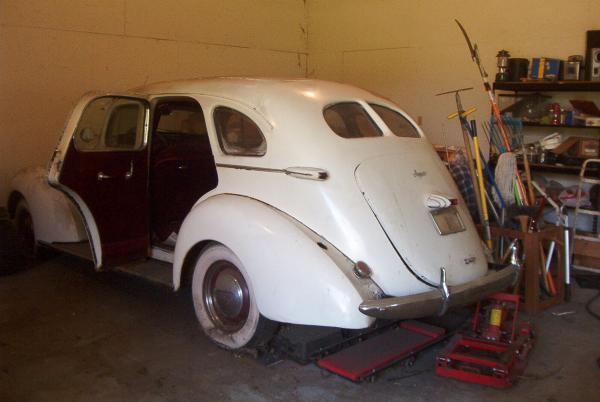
1,255,599,402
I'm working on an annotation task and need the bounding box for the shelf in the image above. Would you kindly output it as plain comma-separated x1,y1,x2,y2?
518,162,599,176
521,122,599,129
494,81,600,92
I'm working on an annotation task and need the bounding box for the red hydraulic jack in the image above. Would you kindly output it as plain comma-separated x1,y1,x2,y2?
436,292,534,388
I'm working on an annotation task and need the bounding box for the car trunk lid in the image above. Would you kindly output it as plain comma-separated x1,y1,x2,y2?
354,145,487,287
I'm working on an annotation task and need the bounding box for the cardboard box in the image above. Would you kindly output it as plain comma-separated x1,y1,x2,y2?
551,136,600,158
531,58,562,80
571,100,600,126
574,115,600,127
578,138,600,157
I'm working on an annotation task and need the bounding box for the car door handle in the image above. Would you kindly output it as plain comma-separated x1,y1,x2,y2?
97,172,113,181
177,163,187,171
124,161,134,180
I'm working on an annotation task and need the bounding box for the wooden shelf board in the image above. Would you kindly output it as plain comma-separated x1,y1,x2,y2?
522,122,600,129
494,80,600,92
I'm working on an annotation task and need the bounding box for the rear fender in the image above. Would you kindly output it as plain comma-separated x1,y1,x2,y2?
174,194,382,329
9,167,87,244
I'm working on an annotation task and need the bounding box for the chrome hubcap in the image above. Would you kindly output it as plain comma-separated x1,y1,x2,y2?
203,261,250,332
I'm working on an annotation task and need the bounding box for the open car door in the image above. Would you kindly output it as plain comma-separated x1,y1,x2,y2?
53,95,150,267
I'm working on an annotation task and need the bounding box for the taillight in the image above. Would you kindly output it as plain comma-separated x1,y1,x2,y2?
353,261,372,278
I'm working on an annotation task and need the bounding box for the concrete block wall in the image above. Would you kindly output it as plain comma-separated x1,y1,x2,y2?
0,0,308,202
2,0,600,204
307,0,600,150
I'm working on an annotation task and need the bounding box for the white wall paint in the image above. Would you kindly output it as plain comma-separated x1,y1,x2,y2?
307,0,600,150
2,0,600,205
0,0,308,203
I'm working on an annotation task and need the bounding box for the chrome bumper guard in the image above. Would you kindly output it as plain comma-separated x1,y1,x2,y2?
358,266,518,320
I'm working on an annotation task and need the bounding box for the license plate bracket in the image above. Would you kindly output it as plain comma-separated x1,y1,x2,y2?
430,206,465,235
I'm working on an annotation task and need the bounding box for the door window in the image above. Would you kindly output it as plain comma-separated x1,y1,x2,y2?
156,107,208,136
74,97,147,151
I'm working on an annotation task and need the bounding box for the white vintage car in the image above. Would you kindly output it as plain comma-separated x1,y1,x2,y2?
8,78,515,350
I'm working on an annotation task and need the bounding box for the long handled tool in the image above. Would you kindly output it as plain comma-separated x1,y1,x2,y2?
468,120,493,249
446,104,493,249
455,20,529,206
436,87,484,224
532,181,571,300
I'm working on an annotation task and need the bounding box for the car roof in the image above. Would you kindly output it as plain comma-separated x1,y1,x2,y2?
123,77,423,173
131,77,386,106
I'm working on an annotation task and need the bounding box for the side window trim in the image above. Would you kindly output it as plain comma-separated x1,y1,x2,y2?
73,95,150,153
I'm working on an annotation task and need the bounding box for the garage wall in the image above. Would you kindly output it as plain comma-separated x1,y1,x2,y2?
0,0,308,203
3,0,600,206
307,0,600,148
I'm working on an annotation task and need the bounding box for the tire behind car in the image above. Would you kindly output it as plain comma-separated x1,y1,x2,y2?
0,208,31,275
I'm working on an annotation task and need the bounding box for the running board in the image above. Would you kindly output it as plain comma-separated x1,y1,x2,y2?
317,320,445,382
48,241,94,261
112,259,173,288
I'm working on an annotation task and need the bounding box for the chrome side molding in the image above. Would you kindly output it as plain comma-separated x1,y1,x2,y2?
284,167,329,181
217,163,329,181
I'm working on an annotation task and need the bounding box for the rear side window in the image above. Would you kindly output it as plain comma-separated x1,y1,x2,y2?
323,102,382,139
369,104,420,138
214,107,266,156
74,97,147,151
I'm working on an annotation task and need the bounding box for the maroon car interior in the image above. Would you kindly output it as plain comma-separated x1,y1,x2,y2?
59,141,150,265
150,100,218,242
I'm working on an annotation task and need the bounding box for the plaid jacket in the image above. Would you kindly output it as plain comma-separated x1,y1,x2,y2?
448,155,480,224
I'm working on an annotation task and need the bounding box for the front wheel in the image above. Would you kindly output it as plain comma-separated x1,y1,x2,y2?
191,243,277,350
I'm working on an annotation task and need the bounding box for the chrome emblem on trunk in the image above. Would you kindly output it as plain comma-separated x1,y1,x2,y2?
413,169,427,178
464,256,476,265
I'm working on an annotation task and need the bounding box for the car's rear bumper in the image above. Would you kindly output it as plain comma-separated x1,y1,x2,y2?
358,266,518,320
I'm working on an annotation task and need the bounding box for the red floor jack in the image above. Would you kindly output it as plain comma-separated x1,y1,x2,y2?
436,293,534,388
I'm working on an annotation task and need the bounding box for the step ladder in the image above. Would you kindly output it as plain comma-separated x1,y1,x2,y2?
572,158,600,273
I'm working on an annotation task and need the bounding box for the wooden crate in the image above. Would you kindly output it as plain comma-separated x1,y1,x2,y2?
488,225,565,313
573,238,600,272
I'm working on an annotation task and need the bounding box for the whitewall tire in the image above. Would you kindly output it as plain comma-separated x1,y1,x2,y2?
191,243,276,350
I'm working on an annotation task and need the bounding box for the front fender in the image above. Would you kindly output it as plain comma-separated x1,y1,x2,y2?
10,167,86,243
174,194,377,329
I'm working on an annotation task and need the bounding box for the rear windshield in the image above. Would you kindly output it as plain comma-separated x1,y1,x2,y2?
369,104,420,138
323,102,382,139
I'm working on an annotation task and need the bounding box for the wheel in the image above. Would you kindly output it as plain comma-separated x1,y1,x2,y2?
191,243,277,350
14,199,37,259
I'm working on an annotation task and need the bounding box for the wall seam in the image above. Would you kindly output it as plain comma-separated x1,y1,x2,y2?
0,22,308,56
303,0,309,77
